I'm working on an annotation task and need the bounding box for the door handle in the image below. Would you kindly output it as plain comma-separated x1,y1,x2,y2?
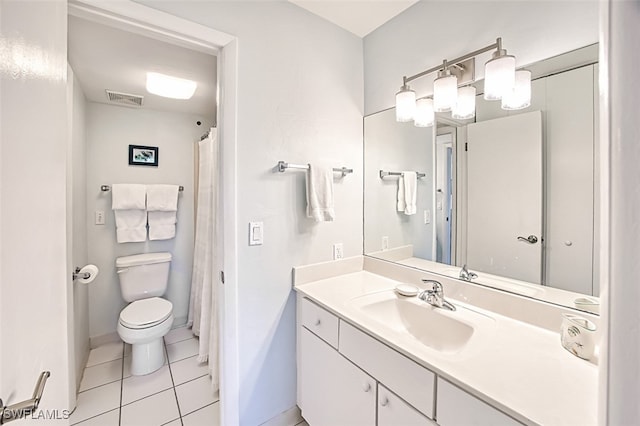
0,371,50,424
517,235,538,244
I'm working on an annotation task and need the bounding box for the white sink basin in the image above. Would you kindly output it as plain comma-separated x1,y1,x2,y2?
349,291,493,353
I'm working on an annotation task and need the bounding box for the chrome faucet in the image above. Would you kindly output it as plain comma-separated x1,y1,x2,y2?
418,279,456,311
459,264,478,281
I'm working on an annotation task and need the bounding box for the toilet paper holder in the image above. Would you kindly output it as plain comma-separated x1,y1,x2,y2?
72,267,92,281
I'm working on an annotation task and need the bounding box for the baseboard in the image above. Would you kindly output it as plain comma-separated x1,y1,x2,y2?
89,331,121,349
260,406,303,426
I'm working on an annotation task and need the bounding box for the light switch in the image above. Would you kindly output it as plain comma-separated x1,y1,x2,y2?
249,222,263,246
424,210,431,224
436,201,443,210
95,210,105,225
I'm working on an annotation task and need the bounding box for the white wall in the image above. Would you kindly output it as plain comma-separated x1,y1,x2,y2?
364,108,433,258
0,0,72,413
139,2,364,424
68,66,90,390
86,102,213,339
364,1,599,115
601,0,640,424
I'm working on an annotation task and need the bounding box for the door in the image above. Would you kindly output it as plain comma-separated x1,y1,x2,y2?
1,0,73,418
299,328,376,426
466,111,543,283
436,131,456,265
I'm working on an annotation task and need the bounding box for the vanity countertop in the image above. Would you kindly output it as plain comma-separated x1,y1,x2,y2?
294,270,598,426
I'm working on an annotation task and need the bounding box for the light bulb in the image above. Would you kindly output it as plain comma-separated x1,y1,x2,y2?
484,52,515,100
395,85,416,122
502,70,532,110
452,86,476,119
433,70,458,112
414,98,435,127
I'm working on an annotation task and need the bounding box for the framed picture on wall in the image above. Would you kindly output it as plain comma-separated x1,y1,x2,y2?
129,145,159,167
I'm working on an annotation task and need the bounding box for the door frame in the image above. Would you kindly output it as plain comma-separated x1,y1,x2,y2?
68,1,240,423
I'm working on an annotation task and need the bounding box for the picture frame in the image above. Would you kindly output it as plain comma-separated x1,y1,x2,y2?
128,145,159,167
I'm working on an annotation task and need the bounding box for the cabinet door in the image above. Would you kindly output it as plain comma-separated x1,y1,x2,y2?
378,384,436,426
299,328,376,426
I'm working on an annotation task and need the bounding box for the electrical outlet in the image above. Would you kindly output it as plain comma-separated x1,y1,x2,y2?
382,236,389,250
333,243,344,260
424,210,431,224
95,210,105,225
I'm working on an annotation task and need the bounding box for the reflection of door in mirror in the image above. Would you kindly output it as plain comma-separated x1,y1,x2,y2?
435,130,456,265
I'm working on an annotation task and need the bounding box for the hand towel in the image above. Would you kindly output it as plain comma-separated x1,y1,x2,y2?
403,171,418,215
306,163,335,222
147,184,179,240
111,184,147,243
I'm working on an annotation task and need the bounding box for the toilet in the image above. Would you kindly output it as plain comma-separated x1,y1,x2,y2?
116,252,174,376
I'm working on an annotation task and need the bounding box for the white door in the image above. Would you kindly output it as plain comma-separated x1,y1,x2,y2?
1,0,73,419
466,111,543,283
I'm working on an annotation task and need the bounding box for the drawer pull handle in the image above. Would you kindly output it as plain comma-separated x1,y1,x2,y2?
362,383,371,392
314,319,321,326
380,396,389,407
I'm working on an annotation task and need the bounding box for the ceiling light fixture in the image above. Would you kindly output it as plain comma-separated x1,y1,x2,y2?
394,38,529,126
414,98,435,127
146,72,197,100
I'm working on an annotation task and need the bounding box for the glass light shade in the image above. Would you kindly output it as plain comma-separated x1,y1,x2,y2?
433,73,458,112
501,70,532,110
146,72,197,99
395,86,416,122
414,98,435,127
484,54,515,100
452,86,476,119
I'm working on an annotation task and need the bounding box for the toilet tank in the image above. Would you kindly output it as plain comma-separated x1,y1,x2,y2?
116,252,172,302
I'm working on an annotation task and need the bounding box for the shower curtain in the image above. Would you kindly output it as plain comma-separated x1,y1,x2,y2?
188,127,220,392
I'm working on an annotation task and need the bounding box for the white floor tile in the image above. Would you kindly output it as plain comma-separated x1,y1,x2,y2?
164,326,195,345
72,408,119,425
120,389,180,426
162,420,182,426
79,359,122,392
123,355,167,379
182,402,220,426
166,338,199,363
86,341,124,367
169,355,208,386
70,381,121,424
296,422,309,426
175,375,218,416
121,365,173,405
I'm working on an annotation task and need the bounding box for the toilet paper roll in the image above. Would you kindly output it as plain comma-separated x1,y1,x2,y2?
77,264,99,284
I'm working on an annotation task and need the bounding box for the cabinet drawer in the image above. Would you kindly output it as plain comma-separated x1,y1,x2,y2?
378,384,436,426
300,298,339,348
339,321,435,419
437,378,522,426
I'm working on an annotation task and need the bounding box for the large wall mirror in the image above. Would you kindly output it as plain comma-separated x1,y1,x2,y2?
364,44,600,314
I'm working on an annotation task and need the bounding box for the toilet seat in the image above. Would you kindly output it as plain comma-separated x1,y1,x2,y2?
120,297,173,329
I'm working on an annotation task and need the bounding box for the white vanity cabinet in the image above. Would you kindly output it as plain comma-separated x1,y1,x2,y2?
378,384,437,426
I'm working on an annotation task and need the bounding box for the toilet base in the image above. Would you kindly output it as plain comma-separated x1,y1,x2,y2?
131,338,165,375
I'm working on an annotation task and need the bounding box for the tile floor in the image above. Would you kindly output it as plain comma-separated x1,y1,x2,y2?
71,327,219,425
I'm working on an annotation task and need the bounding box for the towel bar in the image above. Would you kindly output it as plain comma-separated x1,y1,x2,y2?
277,161,353,177
379,170,427,179
101,185,184,192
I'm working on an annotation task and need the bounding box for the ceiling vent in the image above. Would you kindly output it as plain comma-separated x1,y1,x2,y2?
105,90,144,107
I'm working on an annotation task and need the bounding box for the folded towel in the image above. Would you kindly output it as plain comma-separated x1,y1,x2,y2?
114,210,147,243
148,211,177,240
147,185,179,240
397,175,406,212
306,163,335,222
111,184,146,210
403,171,417,215
147,184,179,211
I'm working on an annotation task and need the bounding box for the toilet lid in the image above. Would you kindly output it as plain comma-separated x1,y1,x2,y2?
120,297,173,329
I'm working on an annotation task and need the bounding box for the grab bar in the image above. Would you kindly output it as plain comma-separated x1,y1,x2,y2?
0,371,50,424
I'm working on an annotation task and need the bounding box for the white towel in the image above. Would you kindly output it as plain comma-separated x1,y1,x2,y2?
111,184,147,243
306,163,335,222
111,184,146,210
147,185,179,240
403,171,417,215
397,171,417,215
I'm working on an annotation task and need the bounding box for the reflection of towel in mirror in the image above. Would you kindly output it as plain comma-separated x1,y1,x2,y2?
397,171,417,215
306,163,335,222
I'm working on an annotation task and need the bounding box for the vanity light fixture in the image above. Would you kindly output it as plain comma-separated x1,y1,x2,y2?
395,80,416,122
501,69,532,110
146,72,197,100
394,37,529,126
414,98,435,127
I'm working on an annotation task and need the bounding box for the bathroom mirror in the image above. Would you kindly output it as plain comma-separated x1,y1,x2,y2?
363,44,600,313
